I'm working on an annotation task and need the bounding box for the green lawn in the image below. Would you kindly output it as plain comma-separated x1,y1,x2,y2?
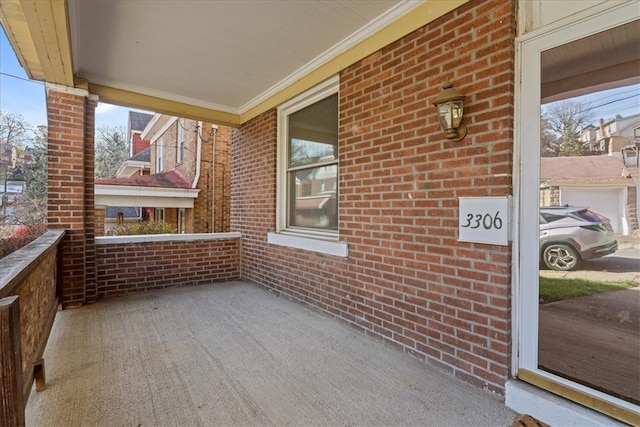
539,276,637,304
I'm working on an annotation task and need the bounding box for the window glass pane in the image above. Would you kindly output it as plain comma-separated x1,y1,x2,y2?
289,93,338,168
290,138,336,167
289,165,337,230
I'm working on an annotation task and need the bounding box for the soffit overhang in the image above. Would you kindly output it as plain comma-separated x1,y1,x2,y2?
95,184,199,208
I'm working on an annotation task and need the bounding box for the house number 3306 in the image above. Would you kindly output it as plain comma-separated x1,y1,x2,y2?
461,211,503,230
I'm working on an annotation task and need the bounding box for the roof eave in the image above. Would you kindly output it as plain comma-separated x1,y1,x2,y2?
0,0,74,86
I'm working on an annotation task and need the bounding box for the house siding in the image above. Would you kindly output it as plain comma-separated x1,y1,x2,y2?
132,133,149,156
232,0,515,393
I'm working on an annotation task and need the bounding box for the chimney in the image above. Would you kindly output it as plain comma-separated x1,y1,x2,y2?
598,118,610,155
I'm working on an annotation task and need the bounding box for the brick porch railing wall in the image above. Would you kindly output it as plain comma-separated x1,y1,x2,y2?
95,233,241,298
232,0,515,394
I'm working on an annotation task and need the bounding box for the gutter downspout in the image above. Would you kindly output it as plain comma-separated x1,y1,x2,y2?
211,125,218,232
192,121,203,189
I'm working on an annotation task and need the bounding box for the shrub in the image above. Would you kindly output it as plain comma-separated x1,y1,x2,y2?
111,221,177,236
12,195,47,226
0,223,47,259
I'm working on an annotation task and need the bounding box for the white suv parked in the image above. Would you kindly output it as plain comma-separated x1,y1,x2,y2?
539,206,618,271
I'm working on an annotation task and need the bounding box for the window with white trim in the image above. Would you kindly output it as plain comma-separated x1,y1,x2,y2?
276,76,339,241
156,140,163,173
177,119,184,163
178,209,186,233
271,77,347,256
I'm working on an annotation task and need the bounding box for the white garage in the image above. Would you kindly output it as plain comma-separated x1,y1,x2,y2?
540,156,636,235
559,185,628,234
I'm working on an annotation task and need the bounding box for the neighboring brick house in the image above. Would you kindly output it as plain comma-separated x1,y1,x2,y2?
95,111,153,235
95,115,231,235
579,124,599,154
146,115,231,233
115,111,153,178
596,113,640,157
127,111,153,159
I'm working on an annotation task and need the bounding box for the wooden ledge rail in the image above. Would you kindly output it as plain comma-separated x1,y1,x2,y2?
0,296,25,427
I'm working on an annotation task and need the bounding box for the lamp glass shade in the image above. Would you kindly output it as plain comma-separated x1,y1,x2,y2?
451,100,463,128
437,103,452,131
433,82,466,140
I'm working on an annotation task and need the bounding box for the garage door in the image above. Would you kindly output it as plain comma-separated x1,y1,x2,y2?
560,187,625,233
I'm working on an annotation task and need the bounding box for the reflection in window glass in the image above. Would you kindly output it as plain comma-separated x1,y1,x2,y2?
289,165,338,229
287,93,338,231
537,19,640,407
290,138,335,168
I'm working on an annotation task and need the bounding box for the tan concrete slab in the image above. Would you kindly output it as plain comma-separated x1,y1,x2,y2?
26,281,518,426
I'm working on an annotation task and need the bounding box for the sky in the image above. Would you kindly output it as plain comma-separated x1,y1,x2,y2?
0,26,148,130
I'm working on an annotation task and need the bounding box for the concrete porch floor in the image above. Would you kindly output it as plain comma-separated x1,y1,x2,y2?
25,281,518,426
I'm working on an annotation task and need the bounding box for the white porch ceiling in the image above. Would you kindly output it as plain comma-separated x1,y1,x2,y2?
66,0,420,121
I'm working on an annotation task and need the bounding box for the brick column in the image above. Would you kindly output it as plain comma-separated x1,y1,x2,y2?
94,206,105,237
46,85,97,307
84,97,97,303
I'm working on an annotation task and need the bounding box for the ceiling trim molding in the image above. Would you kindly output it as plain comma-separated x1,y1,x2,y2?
85,76,242,115
240,0,469,123
89,83,242,128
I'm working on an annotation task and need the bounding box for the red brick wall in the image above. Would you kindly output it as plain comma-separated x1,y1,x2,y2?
95,206,105,237
194,124,214,233
145,118,231,233
231,110,278,285
232,0,515,393
96,236,241,298
213,126,232,232
46,88,97,307
84,98,97,303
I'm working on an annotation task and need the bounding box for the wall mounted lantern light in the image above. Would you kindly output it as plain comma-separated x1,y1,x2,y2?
432,82,467,141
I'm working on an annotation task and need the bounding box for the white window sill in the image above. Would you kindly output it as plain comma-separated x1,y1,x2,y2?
267,232,348,257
